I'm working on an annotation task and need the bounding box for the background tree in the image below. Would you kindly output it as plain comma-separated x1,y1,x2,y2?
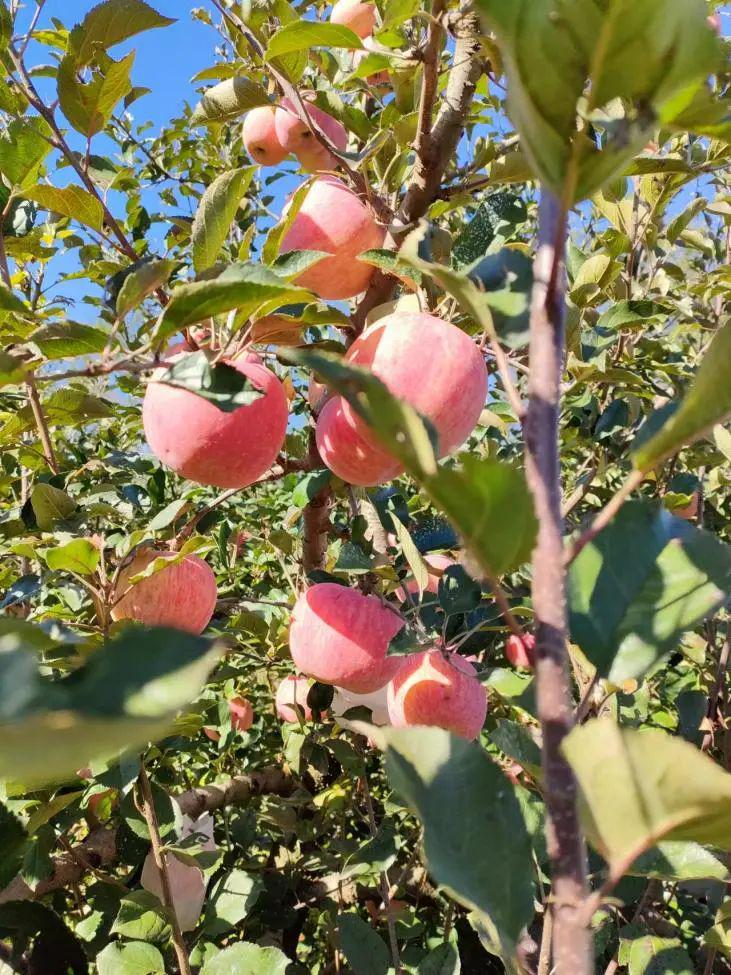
0,1,729,974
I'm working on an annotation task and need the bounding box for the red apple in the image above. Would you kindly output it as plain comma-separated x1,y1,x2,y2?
275,675,313,722
505,633,535,670
242,106,288,166
330,0,377,38
279,176,385,300
387,650,487,740
316,395,404,486
111,549,217,634
143,351,289,489
289,583,404,692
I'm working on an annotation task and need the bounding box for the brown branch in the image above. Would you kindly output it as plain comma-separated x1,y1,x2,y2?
523,191,590,974
302,429,332,573
351,13,483,334
25,375,59,473
138,766,191,975
0,767,293,905
413,0,446,165
701,622,730,753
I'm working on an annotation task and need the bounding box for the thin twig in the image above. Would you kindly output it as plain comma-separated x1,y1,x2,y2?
138,766,192,975
361,774,402,975
25,376,59,473
701,622,730,753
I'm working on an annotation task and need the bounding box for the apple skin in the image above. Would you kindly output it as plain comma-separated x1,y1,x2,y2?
396,553,456,601
275,675,314,722
279,176,385,300
332,683,390,725
242,106,288,166
387,650,487,740
316,395,404,486
229,695,254,731
143,352,289,489
344,312,487,457
111,550,217,634
505,633,535,670
289,583,404,693
330,0,377,38
274,98,347,171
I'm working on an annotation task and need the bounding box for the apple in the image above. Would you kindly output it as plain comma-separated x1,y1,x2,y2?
242,106,288,166
111,549,217,634
229,695,254,731
505,633,535,670
279,176,385,300
289,582,404,692
316,395,404,486
143,351,289,489
343,312,487,458
387,650,487,739
275,675,314,722
332,683,390,725
396,553,456,601
274,97,347,172
330,0,377,38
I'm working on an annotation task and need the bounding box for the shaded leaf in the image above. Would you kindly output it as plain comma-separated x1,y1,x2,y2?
116,258,175,318
192,168,255,273
192,77,270,125
338,913,390,975
155,350,265,412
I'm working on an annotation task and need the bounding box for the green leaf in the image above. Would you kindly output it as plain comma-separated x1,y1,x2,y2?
156,263,314,339
0,351,29,388
262,179,313,265
266,21,363,60
96,941,165,975
629,841,730,882
373,726,534,962
271,249,330,279
417,943,461,975
0,117,53,188
32,321,108,358
0,626,222,787
21,824,55,891
596,299,668,331
703,899,731,960
58,50,135,137
203,869,263,936
292,469,332,508
437,565,482,615
69,0,175,66
568,501,731,683
192,168,255,273
563,720,731,874
155,350,265,413
200,943,290,975
632,319,731,471
23,184,104,232
488,719,542,779
44,538,100,575
30,484,77,530
111,891,172,944
0,282,32,315
147,497,190,531
476,0,721,201
619,934,694,975
0,802,28,889
191,77,271,125
287,350,537,580
116,258,175,318
338,914,390,975
391,512,430,595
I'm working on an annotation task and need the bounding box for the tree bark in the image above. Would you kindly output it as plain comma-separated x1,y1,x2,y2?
523,191,591,973
302,429,332,573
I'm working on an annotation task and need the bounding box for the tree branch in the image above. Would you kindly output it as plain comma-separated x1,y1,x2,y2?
302,429,332,573
138,766,191,975
523,191,591,974
25,375,59,473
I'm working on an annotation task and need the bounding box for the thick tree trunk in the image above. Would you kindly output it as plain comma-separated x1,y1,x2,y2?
524,191,591,973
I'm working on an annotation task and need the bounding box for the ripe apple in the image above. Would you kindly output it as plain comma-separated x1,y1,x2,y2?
279,176,385,300
143,351,288,489
275,674,314,722
316,395,404,486
242,106,288,166
343,312,487,458
229,695,254,731
274,97,347,172
289,582,404,693
387,650,487,739
332,683,390,725
111,549,217,634
396,553,456,601
505,633,535,669
330,0,377,38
